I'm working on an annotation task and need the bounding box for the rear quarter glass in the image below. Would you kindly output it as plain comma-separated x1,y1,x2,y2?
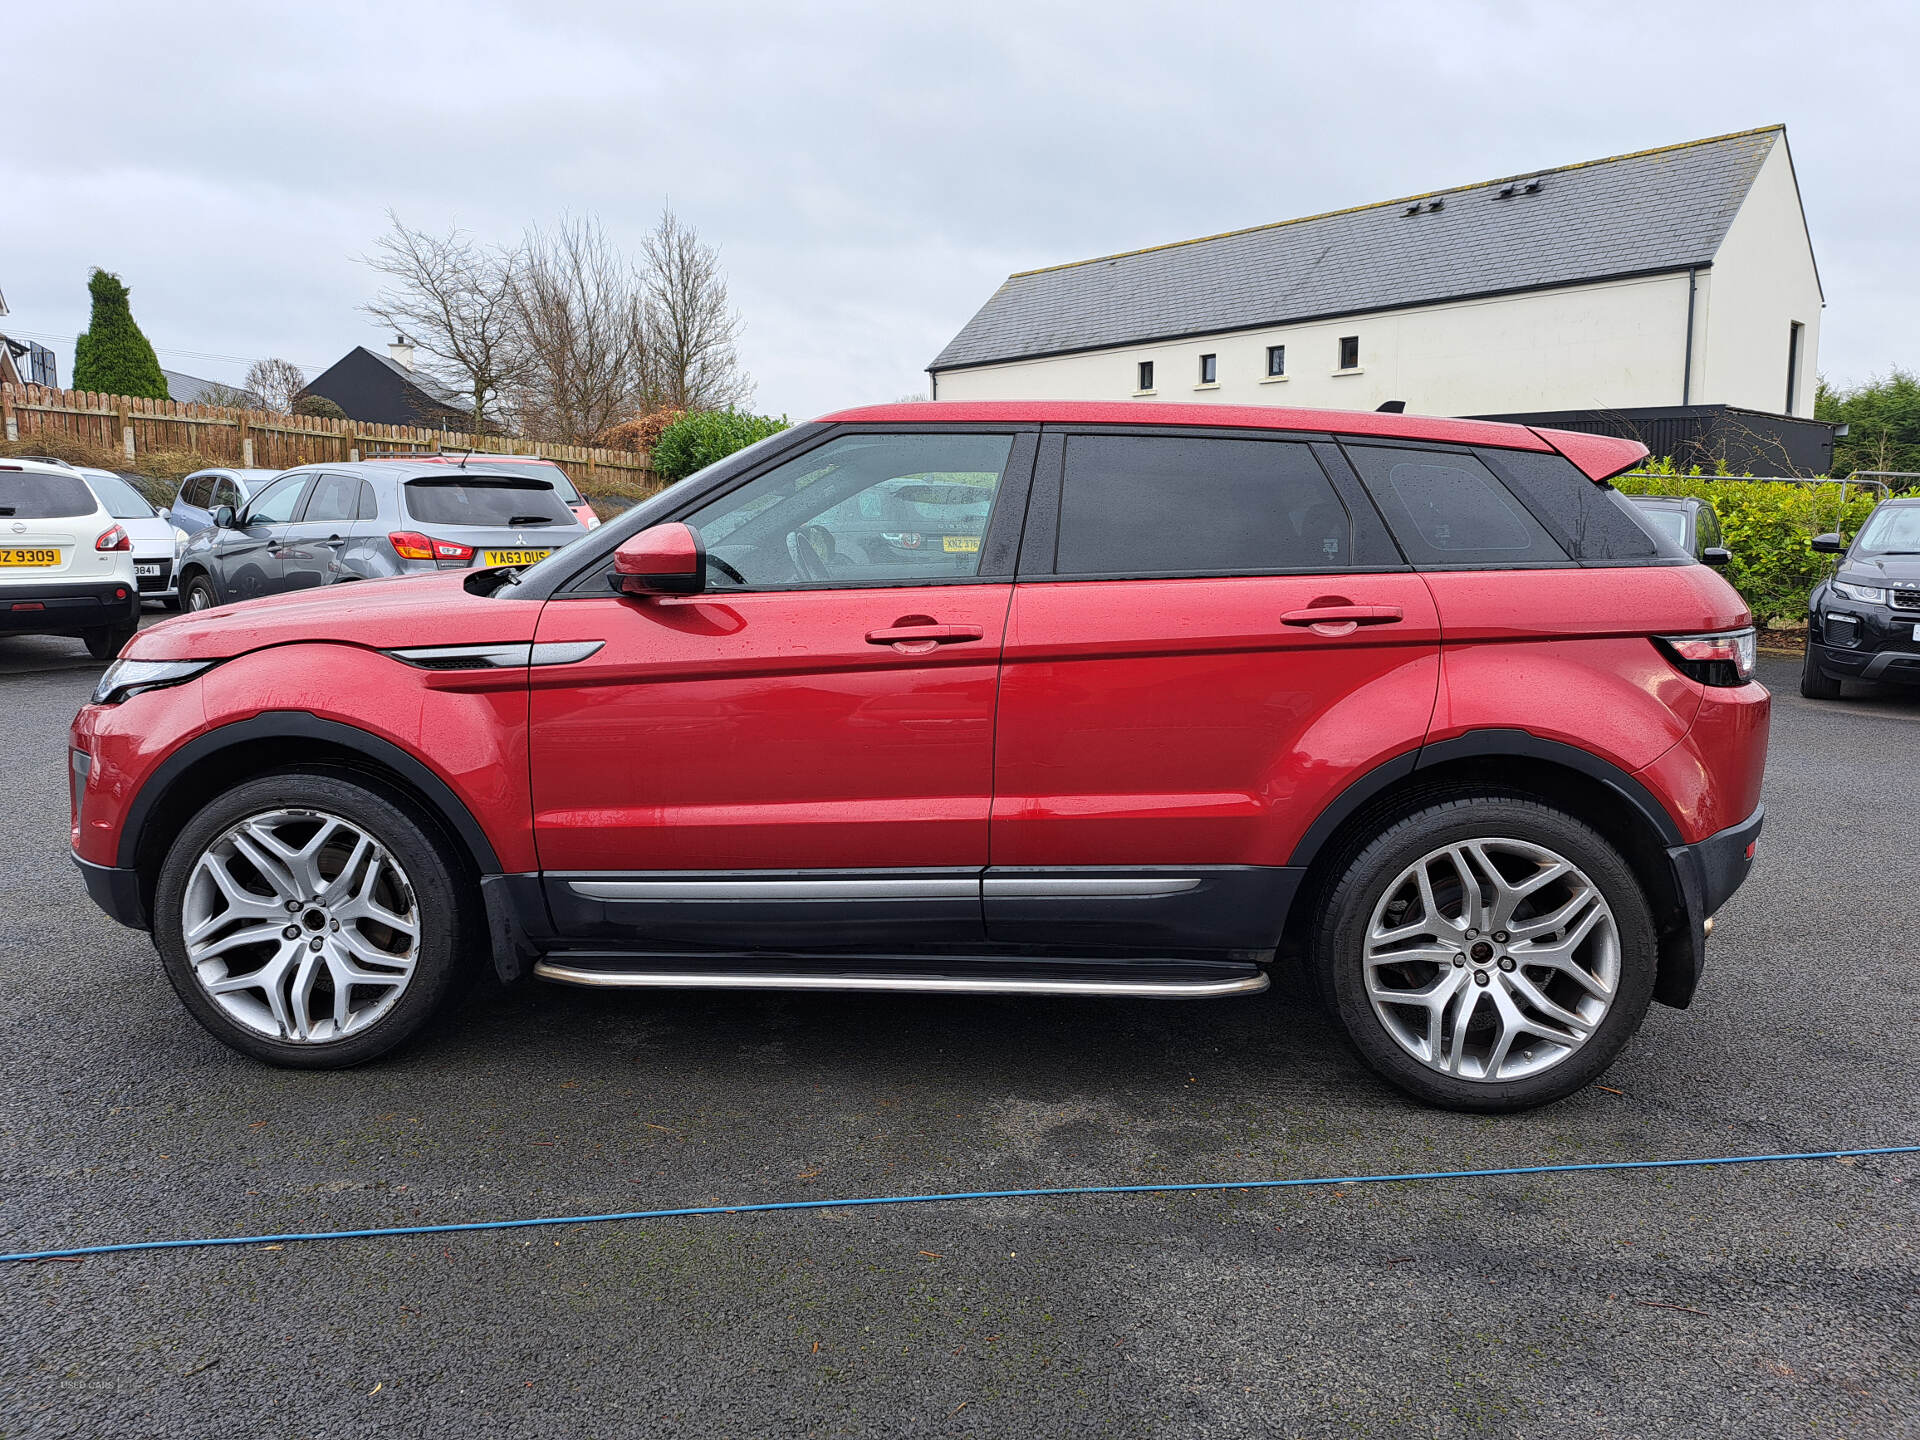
1476,449,1669,562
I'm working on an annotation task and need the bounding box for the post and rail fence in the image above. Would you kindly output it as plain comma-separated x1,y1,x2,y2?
0,382,662,503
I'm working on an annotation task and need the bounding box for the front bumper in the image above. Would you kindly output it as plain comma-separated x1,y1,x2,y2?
132,553,177,599
0,578,141,635
1657,805,1764,1008
74,853,148,930
1807,637,1920,687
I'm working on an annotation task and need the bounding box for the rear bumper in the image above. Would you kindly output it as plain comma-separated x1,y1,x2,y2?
1657,805,1764,1008
0,578,141,634
73,853,148,930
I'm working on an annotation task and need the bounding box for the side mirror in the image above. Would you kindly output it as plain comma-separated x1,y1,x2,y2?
1810,533,1845,555
610,522,705,597
212,505,236,530
1702,546,1732,567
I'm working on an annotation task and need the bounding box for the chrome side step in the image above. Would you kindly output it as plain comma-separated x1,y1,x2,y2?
532,954,1268,999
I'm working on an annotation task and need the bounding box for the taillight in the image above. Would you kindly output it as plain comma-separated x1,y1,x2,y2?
391,531,474,563
1654,629,1757,687
96,524,130,552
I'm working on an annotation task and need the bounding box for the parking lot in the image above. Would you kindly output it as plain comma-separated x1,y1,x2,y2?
2,627,1916,1439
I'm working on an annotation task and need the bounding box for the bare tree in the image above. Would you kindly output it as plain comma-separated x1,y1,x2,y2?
243,357,306,413
194,381,256,409
360,212,524,433
639,207,750,412
509,217,649,445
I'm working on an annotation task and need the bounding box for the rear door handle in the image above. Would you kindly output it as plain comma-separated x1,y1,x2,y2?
1280,605,1404,627
865,623,986,647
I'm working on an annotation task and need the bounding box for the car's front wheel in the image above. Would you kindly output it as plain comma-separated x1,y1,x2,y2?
152,772,469,1067
182,574,218,612
1799,643,1843,700
1315,796,1657,1112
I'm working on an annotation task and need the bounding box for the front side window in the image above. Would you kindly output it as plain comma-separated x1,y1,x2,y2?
1054,435,1351,576
211,478,241,511
1338,336,1360,370
1199,354,1217,385
181,474,213,509
1137,361,1154,393
243,474,309,526
684,432,1015,588
1347,446,1566,567
1267,345,1286,377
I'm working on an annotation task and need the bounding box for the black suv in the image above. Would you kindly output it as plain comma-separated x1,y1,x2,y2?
1803,495,1920,698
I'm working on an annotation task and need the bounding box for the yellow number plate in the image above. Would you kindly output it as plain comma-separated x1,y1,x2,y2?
941,535,980,554
0,548,60,567
483,549,552,567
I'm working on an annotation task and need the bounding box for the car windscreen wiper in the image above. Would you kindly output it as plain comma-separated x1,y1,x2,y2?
507,515,555,526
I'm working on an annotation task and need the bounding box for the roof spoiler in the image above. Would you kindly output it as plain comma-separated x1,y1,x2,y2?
1531,426,1648,483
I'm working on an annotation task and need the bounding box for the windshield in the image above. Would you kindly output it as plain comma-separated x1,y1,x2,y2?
0,469,99,519
1854,504,1920,556
1636,507,1688,547
404,477,576,528
83,471,159,520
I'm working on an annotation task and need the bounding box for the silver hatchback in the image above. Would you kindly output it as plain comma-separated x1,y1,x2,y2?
173,461,587,609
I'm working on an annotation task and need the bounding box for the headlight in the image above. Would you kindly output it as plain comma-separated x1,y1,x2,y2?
172,525,190,554
1832,580,1888,605
91,658,217,706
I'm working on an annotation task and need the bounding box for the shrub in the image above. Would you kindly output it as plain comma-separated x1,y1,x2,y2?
292,394,347,420
648,408,789,483
1614,462,1879,626
71,269,169,400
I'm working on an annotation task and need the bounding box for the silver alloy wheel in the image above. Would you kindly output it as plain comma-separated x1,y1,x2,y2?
180,808,419,1043
187,583,212,611
1362,837,1619,1082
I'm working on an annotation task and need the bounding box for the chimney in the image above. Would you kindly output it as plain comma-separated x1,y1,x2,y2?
388,334,415,371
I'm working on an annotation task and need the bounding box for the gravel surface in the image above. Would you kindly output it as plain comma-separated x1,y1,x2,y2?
2,629,1916,1439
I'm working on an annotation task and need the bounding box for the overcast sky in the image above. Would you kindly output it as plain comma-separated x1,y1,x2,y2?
5,0,1913,419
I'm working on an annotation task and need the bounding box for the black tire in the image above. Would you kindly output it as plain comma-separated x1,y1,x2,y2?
1799,644,1843,700
1314,795,1658,1113
152,772,470,1068
84,622,137,660
182,573,219,612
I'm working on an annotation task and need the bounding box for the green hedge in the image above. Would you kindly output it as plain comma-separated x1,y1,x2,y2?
1613,465,1878,626
649,409,790,483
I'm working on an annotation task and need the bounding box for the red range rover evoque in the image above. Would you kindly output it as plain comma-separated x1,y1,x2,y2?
70,402,1769,1111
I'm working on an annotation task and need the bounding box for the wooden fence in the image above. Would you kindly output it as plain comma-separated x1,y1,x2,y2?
0,382,660,496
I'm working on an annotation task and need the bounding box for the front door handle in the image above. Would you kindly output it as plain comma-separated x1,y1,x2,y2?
865,622,986,650
1280,604,1404,627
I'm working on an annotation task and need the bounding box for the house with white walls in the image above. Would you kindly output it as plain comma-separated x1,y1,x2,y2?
930,126,1832,471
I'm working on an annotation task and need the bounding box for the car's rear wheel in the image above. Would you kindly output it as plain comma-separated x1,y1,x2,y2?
84,622,138,660
152,773,469,1068
1315,796,1657,1112
182,574,218,612
1799,643,1843,700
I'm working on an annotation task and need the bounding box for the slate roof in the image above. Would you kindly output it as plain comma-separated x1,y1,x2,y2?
931,126,1784,372
367,347,472,413
164,369,264,407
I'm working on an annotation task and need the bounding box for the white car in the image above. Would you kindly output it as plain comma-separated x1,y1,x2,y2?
73,466,189,607
0,458,142,658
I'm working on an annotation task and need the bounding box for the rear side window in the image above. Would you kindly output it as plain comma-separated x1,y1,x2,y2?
404,478,575,528
0,469,99,519
1055,435,1351,575
1346,446,1566,567
1477,449,1664,562
302,473,360,524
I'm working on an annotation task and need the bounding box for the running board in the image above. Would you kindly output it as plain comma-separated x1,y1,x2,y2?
532,952,1268,999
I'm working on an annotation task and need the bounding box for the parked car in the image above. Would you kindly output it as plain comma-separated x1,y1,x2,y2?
1626,494,1731,565
1801,495,1920,699
75,467,188,607
366,453,601,529
168,468,283,539
71,402,1769,1112
2,458,140,658
173,461,588,611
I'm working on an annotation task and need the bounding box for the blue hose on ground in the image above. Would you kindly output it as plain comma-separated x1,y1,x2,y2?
4,1145,1915,1264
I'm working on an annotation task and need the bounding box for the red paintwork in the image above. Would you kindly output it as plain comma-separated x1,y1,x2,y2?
1531,426,1649,482
821,401,1557,453
991,576,1442,867
70,408,1771,909
527,586,1013,871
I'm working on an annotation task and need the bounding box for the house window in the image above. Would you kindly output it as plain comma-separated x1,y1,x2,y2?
1338,336,1360,371
1198,354,1217,385
1137,360,1154,393
1266,345,1286,378
1785,321,1804,412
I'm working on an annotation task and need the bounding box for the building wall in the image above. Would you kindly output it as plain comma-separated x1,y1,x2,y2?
932,272,1699,416
1696,139,1822,418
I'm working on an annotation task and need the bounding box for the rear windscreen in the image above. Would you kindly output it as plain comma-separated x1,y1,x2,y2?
404,478,576,528
0,471,99,519
84,472,159,519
